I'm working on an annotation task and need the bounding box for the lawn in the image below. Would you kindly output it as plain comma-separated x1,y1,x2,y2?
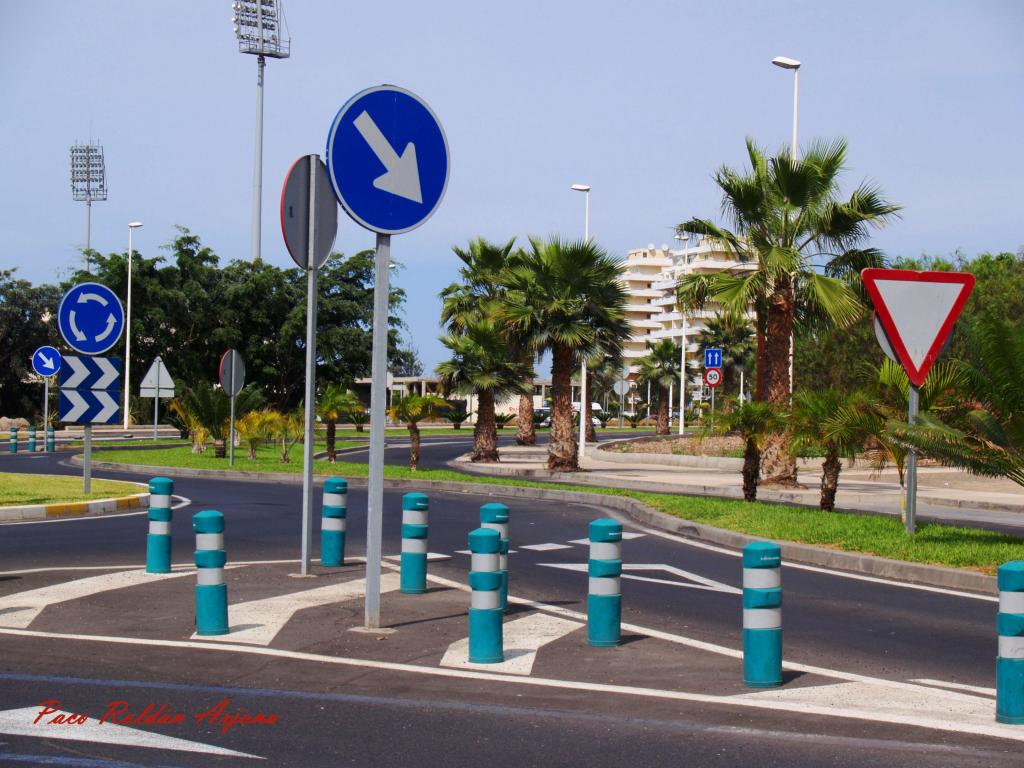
90,446,1023,574
0,473,144,506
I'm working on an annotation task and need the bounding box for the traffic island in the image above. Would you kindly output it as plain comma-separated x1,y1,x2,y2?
0,472,148,521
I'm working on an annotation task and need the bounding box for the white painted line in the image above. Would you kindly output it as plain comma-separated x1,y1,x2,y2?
0,557,366,578
0,494,192,526
384,552,451,562
0,627,1018,743
617,518,998,603
194,572,401,646
910,678,997,697
622,532,647,540
454,550,471,555
567,538,589,546
0,706,261,759
519,543,573,552
537,563,741,595
440,613,582,675
0,569,193,629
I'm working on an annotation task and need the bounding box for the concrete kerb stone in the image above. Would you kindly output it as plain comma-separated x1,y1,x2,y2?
77,455,998,596
0,488,149,522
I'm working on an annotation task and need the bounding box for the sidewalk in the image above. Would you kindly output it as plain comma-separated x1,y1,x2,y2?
451,443,1024,531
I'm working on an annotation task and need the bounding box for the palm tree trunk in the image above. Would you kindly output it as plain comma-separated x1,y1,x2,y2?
656,385,669,435
409,423,420,470
326,420,337,463
515,394,536,446
820,449,841,511
755,307,767,402
548,344,578,471
472,390,499,462
743,438,760,501
760,285,798,486
585,376,597,442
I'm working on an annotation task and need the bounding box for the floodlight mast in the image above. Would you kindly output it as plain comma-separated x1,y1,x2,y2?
69,144,107,273
233,0,290,263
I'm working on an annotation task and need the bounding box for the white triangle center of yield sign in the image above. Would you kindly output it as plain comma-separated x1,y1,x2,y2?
872,279,963,370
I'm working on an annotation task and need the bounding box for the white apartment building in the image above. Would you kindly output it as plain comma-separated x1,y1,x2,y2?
619,237,757,402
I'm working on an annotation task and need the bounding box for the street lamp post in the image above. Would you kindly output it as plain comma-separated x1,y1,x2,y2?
123,222,143,430
773,55,801,398
571,183,591,465
675,233,689,435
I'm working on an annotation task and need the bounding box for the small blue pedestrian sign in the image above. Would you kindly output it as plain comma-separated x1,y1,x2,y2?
325,85,449,235
31,346,62,377
705,348,723,369
57,282,125,356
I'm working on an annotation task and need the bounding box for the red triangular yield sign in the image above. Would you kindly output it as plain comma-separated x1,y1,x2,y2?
861,268,975,386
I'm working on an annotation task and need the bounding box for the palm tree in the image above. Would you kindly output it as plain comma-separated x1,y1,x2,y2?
170,382,263,454
887,315,1024,486
387,394,449,470
317,385,363,463
707,401,784,501
437,319,533,462
636,340,681,436
677,138,901,485
694,315,755,397
502,237,630,471
235,408,277,460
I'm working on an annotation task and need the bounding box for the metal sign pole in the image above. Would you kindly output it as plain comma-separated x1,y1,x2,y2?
229,394,236,467
905,385,920,534
153,364,160,440
83,425,92,493
365,233,391,629
300,155,320,577
43,378,49,439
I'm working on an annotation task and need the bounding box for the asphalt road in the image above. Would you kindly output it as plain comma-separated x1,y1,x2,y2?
0,443,1013,767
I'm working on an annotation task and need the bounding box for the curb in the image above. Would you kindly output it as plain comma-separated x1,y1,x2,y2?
78,456,997,595
0,490,150,522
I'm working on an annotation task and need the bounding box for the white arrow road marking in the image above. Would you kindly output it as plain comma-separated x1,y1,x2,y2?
94,313,117,342
77,292,108,306
440,613,583,676
68,311,87,341
94,390,119,422
38,353,54,370
0,569,193,629
353,110,423,204
62,357,88,388
62,390,89,422
94,356,119,388
0,706,261,759
193,572,401,646
538,563,740,594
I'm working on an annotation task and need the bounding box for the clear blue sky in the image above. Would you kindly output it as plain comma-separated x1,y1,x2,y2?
2,1,1021,371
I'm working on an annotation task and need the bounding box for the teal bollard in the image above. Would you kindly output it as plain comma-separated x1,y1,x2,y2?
587,518,622,647
468,527,503,663
480,503,510,611
997,561,1024,724
193,510,228,636
400,492,429,594
743,541,783,688
27,429,37,453
320,478,348,567
146,477,174,573
46,427,55,452
9,427,17,454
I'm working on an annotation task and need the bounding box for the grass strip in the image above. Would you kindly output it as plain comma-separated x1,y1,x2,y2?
92,446,1022,574
0,472,143,506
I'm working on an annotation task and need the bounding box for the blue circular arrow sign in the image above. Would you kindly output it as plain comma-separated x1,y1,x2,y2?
57,282,125,355
325,85,449,235
31,345,62,377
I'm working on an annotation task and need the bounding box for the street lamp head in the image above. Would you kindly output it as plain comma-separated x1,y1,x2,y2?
675,232,690,242
128,221,143,228
570,183,591,192
772,56,801,70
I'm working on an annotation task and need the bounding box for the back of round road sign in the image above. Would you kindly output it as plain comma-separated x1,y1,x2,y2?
219,349,245,397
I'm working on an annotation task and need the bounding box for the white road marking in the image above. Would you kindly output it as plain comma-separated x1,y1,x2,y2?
0,569,193,629
519,543,573,551
440,613,582,675
384,552,451,562
0,706,261,758
0,493,192,526
194,572,401,646
538,562,741,594
0,626,1018,743
910,678,997,697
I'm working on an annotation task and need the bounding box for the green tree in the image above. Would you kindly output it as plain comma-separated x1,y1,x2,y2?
502,237,630,471
677,138,901,485
636,340,681,436
706,401,784,501
0,269,61,419
317,386,363,463
387,394,449,470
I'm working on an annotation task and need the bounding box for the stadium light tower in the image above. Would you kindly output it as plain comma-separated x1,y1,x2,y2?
233,0,290,263
70,143,107,273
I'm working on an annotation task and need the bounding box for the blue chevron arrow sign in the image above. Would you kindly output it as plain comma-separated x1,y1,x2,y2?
58,356,121,391
59,389,121,424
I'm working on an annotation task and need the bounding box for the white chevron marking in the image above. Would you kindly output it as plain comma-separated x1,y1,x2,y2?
62,356,88,388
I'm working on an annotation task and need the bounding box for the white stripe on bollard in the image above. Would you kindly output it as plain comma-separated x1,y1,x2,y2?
471,553,499,572
195,533,224,550
401,538,428,554
743,608,782,629
323,493,347,507
743,568,782,589
999,592,1024,613
404,509,428,526
590,542,621,561
148,521,171,536
589,577,621,596
471,590,501,610
999,636,1024,659
482,522,508,537
321,517,346,532
197,567,225,586
149,494,172,508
